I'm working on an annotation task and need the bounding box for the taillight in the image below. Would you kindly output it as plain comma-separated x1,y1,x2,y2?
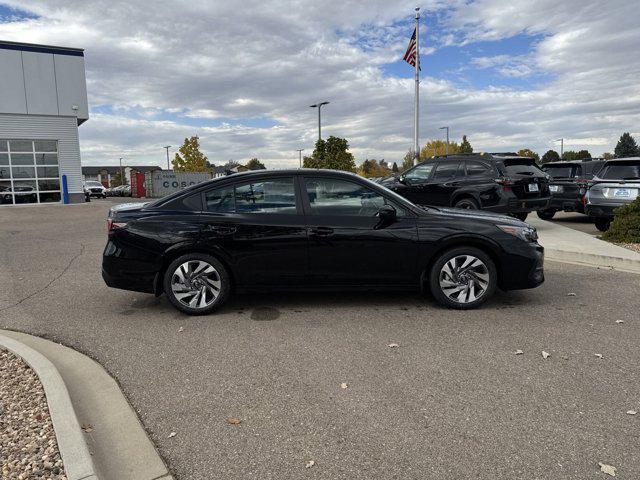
495,177,513,191
107,218,127,233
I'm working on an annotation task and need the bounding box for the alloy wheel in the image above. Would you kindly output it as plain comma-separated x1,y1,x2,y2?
438,255,490,304
170,260,221,309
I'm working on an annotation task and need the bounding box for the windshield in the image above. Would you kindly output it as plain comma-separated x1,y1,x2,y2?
542,164,579,178
600,163,640,180
501,159,544,177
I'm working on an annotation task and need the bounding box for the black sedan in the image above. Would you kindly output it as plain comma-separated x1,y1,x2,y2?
102,169,544,314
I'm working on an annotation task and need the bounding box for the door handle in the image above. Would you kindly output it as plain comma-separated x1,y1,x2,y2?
203,225,236,235
310,226,334,236
444,181,460,187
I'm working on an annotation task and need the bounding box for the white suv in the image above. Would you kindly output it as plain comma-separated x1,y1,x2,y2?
84,181,107,198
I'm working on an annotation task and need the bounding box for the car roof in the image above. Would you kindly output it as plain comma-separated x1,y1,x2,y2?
420,153,534,163
602,157,640,163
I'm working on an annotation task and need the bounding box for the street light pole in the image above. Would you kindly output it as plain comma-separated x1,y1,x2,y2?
296,149,304,168
439,126,450,155
556,138,564,158
164,145,171,170
310,101,329,140
119,157,124,186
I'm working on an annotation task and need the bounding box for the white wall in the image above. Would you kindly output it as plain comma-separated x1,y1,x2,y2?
0,114,83,195
0,46,89,123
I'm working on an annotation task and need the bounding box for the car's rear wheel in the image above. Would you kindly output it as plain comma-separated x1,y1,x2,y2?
454,197,479,210
163,253,230,315
594,218,611,232
536,209,556,220
512,212,529,221
429,247,497,310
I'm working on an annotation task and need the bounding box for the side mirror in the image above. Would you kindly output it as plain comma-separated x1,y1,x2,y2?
375,204,397,229
398,174,407,184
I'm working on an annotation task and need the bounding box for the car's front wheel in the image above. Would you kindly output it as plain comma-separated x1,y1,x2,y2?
163,253,230,315
594,218,611,232
536,209,556,220
429,247,497,309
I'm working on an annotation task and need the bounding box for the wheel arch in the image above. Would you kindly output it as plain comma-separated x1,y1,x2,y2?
153,245,235,296
451,191,481,207
420,235,504,291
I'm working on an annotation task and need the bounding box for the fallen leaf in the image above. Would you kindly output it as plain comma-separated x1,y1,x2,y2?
387,343,399,348
168,431,177,438
81,423,93,433
305,460,315,469
542,351,550,359
515,349,524,355
340,382,348,389
178,326,184,332
567,293,577,297
626,410,637,415
615,320,624,324
227,417,241,425
598,462,616,476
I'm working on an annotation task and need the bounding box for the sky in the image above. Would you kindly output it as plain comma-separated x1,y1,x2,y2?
1,0,639,168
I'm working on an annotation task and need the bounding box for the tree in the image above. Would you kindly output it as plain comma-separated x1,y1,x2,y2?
401,150,415,172
172,136,208,172
302,136,356,172
459,135,473,154
357,159,391,178
110,170,125,187
541,150,560,164
420,139,460,159
518,149,540,163
614,132,639,158
246,158,266,170
602,152,614,160
576,149,591,159
392,162,399,173
223,160,241,170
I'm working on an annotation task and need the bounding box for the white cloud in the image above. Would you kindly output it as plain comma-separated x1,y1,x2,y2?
0,0,638,167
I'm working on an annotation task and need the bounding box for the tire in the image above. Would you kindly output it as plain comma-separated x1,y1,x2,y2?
454,197,479,210
512,212,529,221
163,253,231,315
594,218,611,232
536,209,556,220
429,247,497,310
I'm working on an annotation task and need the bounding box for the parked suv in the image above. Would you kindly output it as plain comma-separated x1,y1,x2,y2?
585,158,640,231
103,169,544,313
83,181,107,198
382,153,550,221
536,159,605,219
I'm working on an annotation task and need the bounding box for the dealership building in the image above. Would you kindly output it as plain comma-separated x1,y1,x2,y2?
0,40,88,205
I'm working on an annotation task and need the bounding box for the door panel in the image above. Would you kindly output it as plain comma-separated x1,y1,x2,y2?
303,177,419,286
199,177,308,286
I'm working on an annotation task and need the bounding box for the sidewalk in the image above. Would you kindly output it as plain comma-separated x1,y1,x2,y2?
0,330,173,480
527,216,640,274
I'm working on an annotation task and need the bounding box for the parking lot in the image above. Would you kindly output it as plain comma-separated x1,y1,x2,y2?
1,201,639,479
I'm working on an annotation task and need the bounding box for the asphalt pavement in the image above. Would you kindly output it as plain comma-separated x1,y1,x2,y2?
1,200,639,479
539,211,600,236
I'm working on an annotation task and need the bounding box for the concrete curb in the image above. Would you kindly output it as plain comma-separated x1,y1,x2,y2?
544,248,640,274
0,333,98,480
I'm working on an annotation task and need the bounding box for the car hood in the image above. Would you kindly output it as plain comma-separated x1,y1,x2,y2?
421,206,527,227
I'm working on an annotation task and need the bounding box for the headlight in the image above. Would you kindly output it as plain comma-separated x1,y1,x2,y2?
497,224,538,242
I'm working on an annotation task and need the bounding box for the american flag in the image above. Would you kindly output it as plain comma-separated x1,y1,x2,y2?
403,28,419,68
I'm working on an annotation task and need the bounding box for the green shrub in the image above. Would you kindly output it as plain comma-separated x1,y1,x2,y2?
602,197,640,243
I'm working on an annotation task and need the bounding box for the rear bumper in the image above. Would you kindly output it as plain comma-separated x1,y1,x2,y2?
102,240,158,294
585,203,621,219
487,196,551,214
548,196,585,213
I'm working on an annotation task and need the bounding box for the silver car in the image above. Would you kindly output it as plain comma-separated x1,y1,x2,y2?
585,158,640,231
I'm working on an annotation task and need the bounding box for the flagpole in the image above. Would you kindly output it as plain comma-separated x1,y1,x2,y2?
413,7,420,166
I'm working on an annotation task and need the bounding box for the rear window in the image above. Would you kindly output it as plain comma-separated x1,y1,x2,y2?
542,164,580,178
501,159,544,177
600,163,640,180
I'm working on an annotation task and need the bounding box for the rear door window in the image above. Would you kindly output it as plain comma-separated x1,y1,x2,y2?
465,161,493,177
432,162,460,180
204,177,297,213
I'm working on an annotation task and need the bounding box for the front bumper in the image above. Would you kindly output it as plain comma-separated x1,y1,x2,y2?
497,242,545,291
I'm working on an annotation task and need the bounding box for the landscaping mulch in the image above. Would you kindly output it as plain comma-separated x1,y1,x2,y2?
0,348,66,480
